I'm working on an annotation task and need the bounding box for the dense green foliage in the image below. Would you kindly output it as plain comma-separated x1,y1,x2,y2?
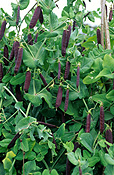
0,0,114,174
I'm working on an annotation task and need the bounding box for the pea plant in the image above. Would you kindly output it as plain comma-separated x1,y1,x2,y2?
0,0,114,174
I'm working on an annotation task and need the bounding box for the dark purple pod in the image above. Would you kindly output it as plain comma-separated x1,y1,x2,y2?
76,65,80,88
109,8,113,22
106,128,113,149
0,63,3,83
73,19,76,31
58,62,61,80
61,30,67,57
16,85,22,101
9,43,14,61
79,167,82,175
52,133,57,149
0,20,7,40
55,86,62,109
14,47,23,74
100,105,104,134
24,71,31,93
86,113,91,133
83,1,86,8
39,8,44,24
28,33,33,45
16,5,20,25
64,61,70,80
4,45,9,66
39,73,49,91
64,88,69,112
66,25,71,48
97,28,101,45
34,33,38,43
83,12,90,18
29,6,41,28
14,41,20,62
8,132,21,149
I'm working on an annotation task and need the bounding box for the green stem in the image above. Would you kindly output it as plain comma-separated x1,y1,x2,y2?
3,86,18,102
51,148,65,170
93,131,100,148
23,38,35,58
33,68,36,95
3,110,18,124
3,86,27,118
35,38,47,59
36,75,57,95
65,81,78,93
42,159,49,170
26,103,31,117
82,98,89,111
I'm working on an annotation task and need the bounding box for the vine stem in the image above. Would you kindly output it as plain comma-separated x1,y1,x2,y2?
3,86,27,118
36,75,57,95
51,148,65,170
82,98,89,111
42,159,49,170
3,110,18,124
26,103,31,117
33,68,36,95
23,38,35,58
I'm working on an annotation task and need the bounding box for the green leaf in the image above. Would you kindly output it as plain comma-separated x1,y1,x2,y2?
63,141,74,152
67,152,78,165
105,154,114,165
81,41,94,49
80,57,93,74
88,156,100,167
2,158,12,170
96,68,114,79
51,169,59,175
19,0,30,10
23,160,36,175
38,90,52,108
42,169,50,175
92,93,111,107
0,163,5,175
24,93,42,107
20,137,29,152
2,73,12,83
80,133,94,153
103,54,114,72
16,116,36,132
99,150,108,166
10,73,25,85
104,165,114,175
0,139,11,147
55,123,65,138
83,71,100,84
106,90,114,101
59,101,74,115
50,12,58,30
36,154,44,162
23,48,36,69
39,0,56,14
6,151,16,160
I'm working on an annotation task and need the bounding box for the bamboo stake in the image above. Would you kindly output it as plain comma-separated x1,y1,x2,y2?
104,6,111,51
101,0,106,48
